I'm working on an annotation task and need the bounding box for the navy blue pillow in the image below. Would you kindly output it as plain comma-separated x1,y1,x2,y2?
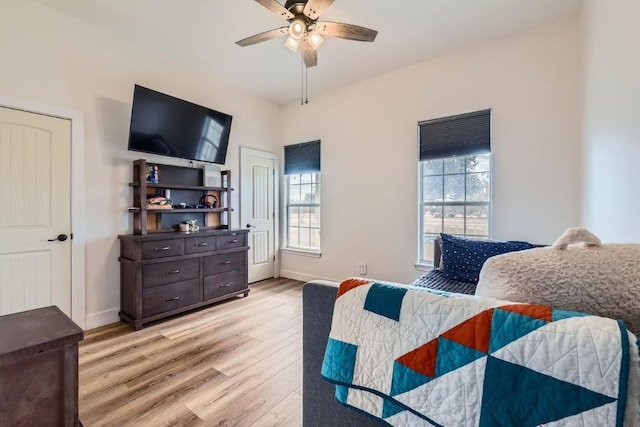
440,233,534,283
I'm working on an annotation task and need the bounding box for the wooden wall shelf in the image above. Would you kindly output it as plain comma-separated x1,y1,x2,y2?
129,159,232,234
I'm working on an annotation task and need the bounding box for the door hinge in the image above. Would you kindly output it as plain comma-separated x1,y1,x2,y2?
71,233,74,240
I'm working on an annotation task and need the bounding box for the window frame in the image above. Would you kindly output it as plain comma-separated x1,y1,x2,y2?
284,172,322,256
417,154,492,267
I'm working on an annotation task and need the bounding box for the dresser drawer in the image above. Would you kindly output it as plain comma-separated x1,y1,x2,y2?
203,251,246,276
141,239,184,259
217,233,246,251
142,258,200,288
204,270,246,300
142,279,200,318
185,235,217,254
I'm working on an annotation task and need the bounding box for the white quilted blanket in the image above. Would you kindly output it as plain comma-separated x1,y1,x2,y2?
321,278,640,426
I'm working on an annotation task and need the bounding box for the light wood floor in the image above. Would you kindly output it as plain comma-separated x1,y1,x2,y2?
79,278,304,427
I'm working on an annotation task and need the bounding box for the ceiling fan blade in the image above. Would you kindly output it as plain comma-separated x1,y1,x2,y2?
316,21,378,42
302,0,335,20
236,27,289,47
254,0,295,19
300,40,318,67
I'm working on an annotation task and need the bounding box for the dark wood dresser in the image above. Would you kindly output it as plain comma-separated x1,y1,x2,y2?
0,306,84,426
118,229,249,330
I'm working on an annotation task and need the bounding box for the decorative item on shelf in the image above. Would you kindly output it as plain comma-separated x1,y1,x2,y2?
185,219,199,232
146,195,172,210
199,194,218,209
145,165,159,183
179,223,190,232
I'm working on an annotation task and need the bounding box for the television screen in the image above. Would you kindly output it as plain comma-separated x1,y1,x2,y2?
127,85,232,164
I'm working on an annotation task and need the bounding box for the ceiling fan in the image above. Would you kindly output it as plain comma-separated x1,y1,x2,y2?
236,0,378,68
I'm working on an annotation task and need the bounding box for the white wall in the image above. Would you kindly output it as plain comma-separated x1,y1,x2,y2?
581,0,640,242
0,1,594,327
280,18,583,284
0,0,282,328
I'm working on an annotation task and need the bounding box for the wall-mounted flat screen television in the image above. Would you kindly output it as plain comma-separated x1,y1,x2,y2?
127,85,232,164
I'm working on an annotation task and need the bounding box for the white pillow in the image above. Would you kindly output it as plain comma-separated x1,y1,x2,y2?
475,228,640,335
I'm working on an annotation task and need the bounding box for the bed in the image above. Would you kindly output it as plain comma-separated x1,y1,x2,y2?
320,278,640,426
304,234,640,426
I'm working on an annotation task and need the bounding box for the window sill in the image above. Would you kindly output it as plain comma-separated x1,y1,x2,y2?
414,262,434,272
281,248,322,258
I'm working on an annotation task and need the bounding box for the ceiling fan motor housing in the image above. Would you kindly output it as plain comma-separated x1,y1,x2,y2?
286,2,314,24
284,1,308,12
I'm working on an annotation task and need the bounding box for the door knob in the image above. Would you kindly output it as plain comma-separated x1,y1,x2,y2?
246,224,256,228
48,234,68,242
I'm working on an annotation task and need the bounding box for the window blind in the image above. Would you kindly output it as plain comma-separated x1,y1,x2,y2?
284,140,321,175
419,109,491,161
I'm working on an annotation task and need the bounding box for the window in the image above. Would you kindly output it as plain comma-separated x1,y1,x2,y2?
287,172,321,251
418,110,491,264
284,140,321,253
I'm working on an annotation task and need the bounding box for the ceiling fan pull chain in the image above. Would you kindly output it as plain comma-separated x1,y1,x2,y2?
301,58,304,106
305,64,309,105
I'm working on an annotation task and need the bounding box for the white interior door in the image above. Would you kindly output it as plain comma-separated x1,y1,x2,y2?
0,106,72,316
240,147,276,283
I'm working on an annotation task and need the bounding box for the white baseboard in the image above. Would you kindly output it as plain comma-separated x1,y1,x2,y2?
84,273,340,329
279,270,340,283
85,308,120,330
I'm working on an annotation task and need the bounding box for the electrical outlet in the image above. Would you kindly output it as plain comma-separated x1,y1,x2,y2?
358,262,367,275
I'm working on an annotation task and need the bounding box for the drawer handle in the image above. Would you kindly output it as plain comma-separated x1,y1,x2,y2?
231,233,238,236
166,269,180,275
165,296,181,302
220,260,232,265
195,242,208,247
228,239,238,244
155,246,171,252
220,283,232,288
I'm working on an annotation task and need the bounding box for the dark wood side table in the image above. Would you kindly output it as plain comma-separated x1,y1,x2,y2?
0,306,84,426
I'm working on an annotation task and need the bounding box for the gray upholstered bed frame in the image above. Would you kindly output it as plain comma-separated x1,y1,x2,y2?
302,237,466,426
303,280,384,426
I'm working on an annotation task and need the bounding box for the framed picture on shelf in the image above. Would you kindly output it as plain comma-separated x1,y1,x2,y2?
145,165,158,183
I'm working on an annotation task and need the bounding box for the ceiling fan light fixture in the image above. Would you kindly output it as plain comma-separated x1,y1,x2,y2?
308,30,324,50
285,35,300,52
289,17,307,40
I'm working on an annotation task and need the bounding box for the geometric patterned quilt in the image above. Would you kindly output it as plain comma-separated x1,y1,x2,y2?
321,278,640,426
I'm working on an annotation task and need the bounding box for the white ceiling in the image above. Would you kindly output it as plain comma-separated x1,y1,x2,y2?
33,0,583,105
